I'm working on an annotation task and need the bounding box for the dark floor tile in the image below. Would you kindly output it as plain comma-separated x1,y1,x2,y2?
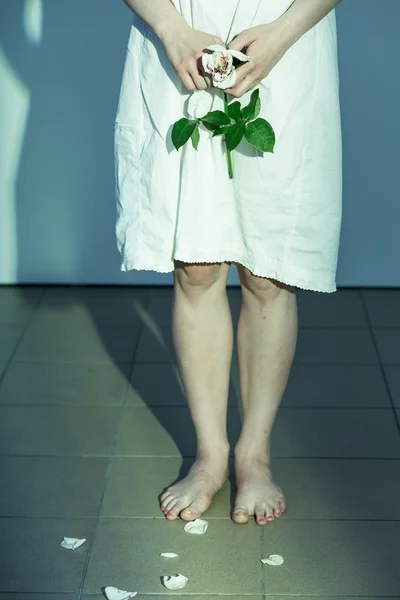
126,362,237,406
0,406,121,455
0,286,43,325
384,365,400,406
0,518,94,592
272,457,400,519
83,518,262,594
14,323,139,363
268,364,390,407
296,289,368,327
374,329,400,364
294,329,379,364
0,595,76,599
0,326,24,362
114,406,241,457
101,457,232,518
0,456,109,517
0,362,130,405
362,289,400,327
35,292,149,328
271,407,400,458
260,520,400,596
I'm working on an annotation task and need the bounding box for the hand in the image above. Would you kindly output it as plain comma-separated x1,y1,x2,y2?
160,22,224,91
225,22,291,97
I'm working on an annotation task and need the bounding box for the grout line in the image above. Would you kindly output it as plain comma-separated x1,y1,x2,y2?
0,402,397,409
0,287,47,388
76,296,151,600
359,290,400,437
1,453,400,460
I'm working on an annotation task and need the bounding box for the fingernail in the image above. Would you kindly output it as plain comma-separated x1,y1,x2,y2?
183,509,192,514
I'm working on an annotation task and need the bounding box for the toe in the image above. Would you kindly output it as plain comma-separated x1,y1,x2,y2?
180,495,210,521
160,491,172,504
279,500,287,513
255,506,267,525
265,506,274,522
163,497,178,514
274,506,282,518
232,506,249,523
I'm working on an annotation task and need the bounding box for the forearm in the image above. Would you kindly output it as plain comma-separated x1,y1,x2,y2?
277,0,341,46
121,0,185,40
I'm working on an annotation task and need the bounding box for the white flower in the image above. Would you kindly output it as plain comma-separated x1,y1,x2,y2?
202,44,249,90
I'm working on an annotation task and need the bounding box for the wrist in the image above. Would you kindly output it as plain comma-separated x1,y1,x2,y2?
153,12,189,43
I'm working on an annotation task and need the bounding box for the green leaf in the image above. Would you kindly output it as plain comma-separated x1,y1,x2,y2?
212,125,232,137
226,122,246,151
227,101,242,123
191,122,200,150
242,88,261,122
202,121,219,132
201,110,231,127
245,118,276,153
172,118,198,151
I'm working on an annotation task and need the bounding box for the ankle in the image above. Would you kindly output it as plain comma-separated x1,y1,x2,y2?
234,442,269,466
197,442,230,463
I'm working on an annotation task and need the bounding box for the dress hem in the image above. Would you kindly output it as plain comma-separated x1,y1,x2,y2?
120,253,337,294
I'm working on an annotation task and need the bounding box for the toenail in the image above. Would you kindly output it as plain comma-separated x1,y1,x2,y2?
275,512,281,516
258,518,266,524
235,512,245,516
183,509,192,514
167,512,174,517
267,516,274,520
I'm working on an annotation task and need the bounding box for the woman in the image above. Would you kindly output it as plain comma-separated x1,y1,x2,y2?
115,0,342,526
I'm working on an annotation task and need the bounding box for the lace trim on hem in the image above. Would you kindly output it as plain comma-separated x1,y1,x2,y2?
120,255,337,294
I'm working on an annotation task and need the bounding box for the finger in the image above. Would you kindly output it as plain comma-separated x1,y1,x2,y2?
178,69,197,92
227,31,251,53
196,56,213,87
189,68,208,90
225,76,258,98
233,61,254,87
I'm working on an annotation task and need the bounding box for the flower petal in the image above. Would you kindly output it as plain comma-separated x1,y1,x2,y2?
228,49,249,62
206,44,227,53
214,69,237,89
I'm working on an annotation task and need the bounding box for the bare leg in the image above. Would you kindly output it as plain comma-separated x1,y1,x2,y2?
232,267,298,525
160,261,233,521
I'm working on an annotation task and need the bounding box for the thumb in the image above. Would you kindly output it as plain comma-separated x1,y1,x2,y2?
227,31,252,52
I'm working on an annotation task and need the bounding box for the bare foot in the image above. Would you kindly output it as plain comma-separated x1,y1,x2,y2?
233,456,286,525
160,457,228,521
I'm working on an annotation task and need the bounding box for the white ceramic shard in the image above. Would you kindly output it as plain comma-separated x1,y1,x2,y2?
60,537,86,550
160,552,179,558
162,574,188,590
183,518,209,534
260,554,284,566
104,587,137,600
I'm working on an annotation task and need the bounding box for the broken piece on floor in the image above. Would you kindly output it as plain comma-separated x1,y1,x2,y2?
183,518,209,534
162,574,188,590
160,552,179,558
60,537,86,550
104,586,138,599
260,554,284,566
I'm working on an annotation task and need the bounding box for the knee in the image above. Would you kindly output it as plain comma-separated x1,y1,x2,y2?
174,261,228,292
238,266,295,301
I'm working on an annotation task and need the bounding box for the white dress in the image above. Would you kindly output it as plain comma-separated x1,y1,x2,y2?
115,0,342,293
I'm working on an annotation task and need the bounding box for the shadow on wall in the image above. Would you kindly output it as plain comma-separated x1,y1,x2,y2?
0,0,175,285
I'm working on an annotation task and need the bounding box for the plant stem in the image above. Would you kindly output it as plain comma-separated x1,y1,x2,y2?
223,92,233,179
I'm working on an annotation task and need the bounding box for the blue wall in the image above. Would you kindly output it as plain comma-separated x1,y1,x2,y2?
0,0,398,287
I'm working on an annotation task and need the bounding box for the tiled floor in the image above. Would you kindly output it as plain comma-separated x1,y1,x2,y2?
0,285,399,599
